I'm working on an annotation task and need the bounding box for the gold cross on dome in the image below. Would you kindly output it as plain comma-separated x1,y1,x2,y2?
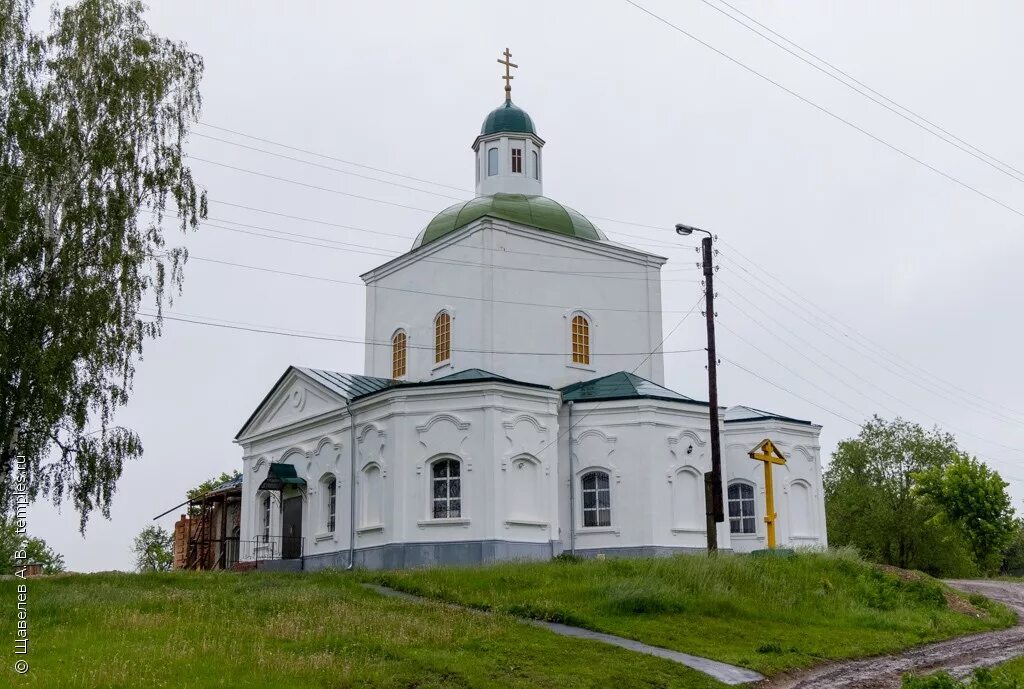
497,48,518,101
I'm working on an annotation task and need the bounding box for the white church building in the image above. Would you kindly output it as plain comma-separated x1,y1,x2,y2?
233,72,827,571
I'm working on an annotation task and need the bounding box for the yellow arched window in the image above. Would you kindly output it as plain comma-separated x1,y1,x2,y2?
392,330,407,379
434,311,451,364
571,314,590,365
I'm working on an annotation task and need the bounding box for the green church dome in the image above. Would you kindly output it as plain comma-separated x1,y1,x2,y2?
414,193,606,248
480,101,536,136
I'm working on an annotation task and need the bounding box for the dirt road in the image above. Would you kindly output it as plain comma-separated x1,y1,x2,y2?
762,579,1024,689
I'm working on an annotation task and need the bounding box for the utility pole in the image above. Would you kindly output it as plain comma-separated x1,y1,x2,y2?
676,224,723,552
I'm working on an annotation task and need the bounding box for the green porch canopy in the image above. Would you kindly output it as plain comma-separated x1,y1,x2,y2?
258,463,306,491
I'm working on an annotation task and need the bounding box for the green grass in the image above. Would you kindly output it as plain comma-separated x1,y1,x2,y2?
0,569,725,689
367,550,1016,675
2,551,1014,688
998,656,1024,678
902,656,1024,688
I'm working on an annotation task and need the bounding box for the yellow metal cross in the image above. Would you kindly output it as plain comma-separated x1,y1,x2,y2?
748,439,787,549
497,48,518,101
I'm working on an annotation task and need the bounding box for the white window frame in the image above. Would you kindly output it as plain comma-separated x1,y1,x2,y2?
391,328,408,380
511,144,523,174
261,493,272,541
322,475,337,533
728,481,757,535
564,310,596,371
432,309,453,371
580,470,611,528
429,457,462,520
487,147,498,176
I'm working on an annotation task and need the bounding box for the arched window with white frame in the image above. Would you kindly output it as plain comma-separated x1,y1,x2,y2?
487,148,498,176
320,474,337,533
581,470,611,527
571,314,591,365
392,330,407,379
431,458,461,519
434,311,451,364
728,482,757,534
260,493,272,542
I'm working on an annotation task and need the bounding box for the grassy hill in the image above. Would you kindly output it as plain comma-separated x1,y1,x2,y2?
369,549,1014,676
2,550,1013,688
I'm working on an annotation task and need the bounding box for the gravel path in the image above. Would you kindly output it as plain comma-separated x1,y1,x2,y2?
362,583,764,685
762,579,1024,689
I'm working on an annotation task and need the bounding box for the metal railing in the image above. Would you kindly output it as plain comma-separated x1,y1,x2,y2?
237,535,304,564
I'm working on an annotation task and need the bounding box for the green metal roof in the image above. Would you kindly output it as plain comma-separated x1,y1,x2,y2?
352,367,550,400
235,366,393,439
561,371,705,405
481,100,536,136
415,193,605,248
724,405,812,426
258,462,307,491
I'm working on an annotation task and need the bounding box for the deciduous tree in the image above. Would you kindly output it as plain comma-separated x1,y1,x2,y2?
917,456,1016,574
0,0,205,528
132,524,173,572
825,417,966,573
0,516,66,574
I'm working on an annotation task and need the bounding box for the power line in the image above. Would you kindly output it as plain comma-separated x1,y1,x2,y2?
717,274,1024,453
197,121,472,193
722,355,860,426
706,0,1024,183
182,254,702,314
192,130,468,201
622,0,1024,223
718,245,1024,425
191,153,685,250
723,354,1024,484
699,0,1024,185
190,217,701,283
530,293,707,460
140,310,704,356
197,121,686,234
717,317,872,421
184,203,702,271
189,155,442,214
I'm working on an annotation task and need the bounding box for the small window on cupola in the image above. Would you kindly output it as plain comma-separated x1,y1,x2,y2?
487,148,498,176
511,147,522,173
532,151,539,179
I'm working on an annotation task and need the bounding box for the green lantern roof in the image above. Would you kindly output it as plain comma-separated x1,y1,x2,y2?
414,193,606,248
480,100,536,136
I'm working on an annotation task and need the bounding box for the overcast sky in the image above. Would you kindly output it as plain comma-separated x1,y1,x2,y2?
27,0,1024,571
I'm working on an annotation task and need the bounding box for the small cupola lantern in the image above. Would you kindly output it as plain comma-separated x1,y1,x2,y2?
472,49,545,197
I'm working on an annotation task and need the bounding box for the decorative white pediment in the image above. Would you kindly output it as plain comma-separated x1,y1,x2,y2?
573,428,616,465
313,436,344,467
792,445,816,463
415,414,472,474
502,414,549,462
668,429,707,463
416,414,471,454
238,369,347,440
357,423,387,475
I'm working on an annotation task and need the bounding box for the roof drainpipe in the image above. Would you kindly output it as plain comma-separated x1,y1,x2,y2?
568,400,576,556
346,400,357,571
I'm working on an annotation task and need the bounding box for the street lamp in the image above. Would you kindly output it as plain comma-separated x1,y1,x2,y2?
676,223,724,553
